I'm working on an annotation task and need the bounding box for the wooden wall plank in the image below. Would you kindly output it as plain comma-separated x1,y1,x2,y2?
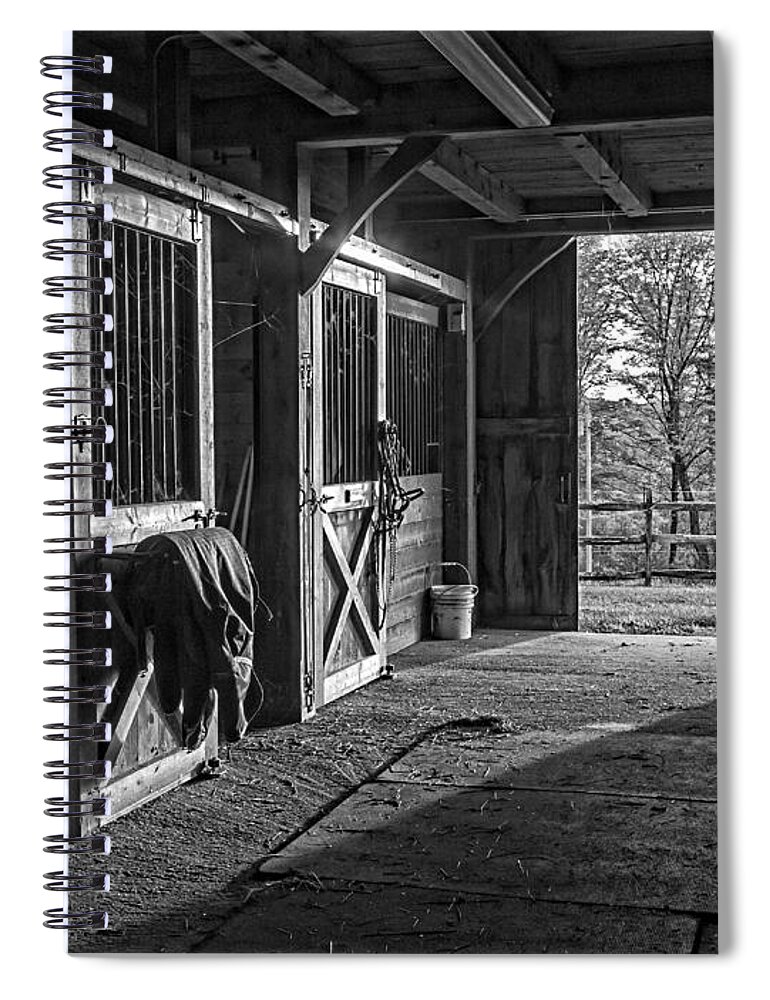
385,473,442,655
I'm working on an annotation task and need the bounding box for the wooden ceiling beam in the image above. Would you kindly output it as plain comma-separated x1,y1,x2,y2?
421,31,554,126
559,132,652,216
299,135,447,296
491,32,562,104
420,139,524,221
200,30,378,117
288,55,712,148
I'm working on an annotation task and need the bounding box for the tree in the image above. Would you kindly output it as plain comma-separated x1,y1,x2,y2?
610,232,715,567
577,236,623,401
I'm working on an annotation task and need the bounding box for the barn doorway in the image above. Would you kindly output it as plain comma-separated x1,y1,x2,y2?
576,232,716,636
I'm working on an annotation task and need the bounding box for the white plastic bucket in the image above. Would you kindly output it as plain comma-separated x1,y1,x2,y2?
430,562,478,640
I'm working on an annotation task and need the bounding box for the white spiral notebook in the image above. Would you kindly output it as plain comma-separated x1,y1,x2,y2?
41,27,717,955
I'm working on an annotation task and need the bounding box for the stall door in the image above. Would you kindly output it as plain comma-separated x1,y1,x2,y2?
69,183,217,827
475,240,578,629
312,262,387,706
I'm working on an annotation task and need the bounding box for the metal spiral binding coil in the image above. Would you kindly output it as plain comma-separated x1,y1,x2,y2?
42,52,113,930
43,351,113,370
43,610,111,629
40,54,113,79
43,202,114,224
43,312,113,336
43,239,113,260
43,163,113,189
44,685,112,705
43,127,114,153
44,91,113,116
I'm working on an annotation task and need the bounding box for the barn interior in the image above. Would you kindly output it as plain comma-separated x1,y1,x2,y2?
66,29,714,822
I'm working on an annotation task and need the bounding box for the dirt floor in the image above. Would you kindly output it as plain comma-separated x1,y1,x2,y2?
68,630,717,954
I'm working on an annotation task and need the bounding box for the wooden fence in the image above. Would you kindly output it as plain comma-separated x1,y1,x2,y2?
579,489,716,585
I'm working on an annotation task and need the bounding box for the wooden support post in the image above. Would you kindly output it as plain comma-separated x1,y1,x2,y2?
253,236,305,723
297,145,313,252
466,243,478,583
153,39,191,164
347,148,374,241
441,248,476,580
644,486,654,587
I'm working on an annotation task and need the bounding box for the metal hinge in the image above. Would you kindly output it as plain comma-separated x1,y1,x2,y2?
299,352,313,390
190,203,204,244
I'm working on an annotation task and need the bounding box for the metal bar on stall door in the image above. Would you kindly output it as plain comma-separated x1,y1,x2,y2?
111,225,121,500
339,286,346,483
430,324,437,470
158,239,168,500
333,285,340,484
386,314,392,426
332,285,338,486
345,287,351,482
147,236,156,502
345,288,353,483
438,325,444,467
395,318,402,468
413,320,419,474
370,294,376,475
136,230,146,501
422,322,428,475
352,289,359,483
123,227,133,502
320,285,332,483
403,323,407,464
344,292,358,481
423,323,429,475
406,319,412,472
170,241,179,499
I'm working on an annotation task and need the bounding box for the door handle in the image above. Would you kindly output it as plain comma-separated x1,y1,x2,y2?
558,472,572,505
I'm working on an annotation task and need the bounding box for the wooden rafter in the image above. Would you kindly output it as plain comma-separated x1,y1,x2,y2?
299,134,447,296
421,31,554,127
288,50,712,150
474,236,575,340
200,30,378,117
559,132,652,217
420,138,524,222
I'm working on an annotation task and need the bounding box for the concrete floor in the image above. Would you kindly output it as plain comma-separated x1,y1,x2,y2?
69,630,717,954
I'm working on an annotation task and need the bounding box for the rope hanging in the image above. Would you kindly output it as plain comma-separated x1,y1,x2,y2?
374,419,424,629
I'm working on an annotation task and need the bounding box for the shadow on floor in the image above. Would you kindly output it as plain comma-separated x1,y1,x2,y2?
191,700,717,953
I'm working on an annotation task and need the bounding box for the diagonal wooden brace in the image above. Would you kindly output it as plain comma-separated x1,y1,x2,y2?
474,236,576,341
299,134,447,296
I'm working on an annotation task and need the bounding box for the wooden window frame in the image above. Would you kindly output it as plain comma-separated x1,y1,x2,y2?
73,183,214,547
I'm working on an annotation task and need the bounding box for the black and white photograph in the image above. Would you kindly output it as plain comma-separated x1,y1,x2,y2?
46,25,718,956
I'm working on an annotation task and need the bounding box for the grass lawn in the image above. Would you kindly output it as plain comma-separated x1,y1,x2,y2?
579,580,716,635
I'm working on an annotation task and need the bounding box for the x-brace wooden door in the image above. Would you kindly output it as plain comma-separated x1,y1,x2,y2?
311,260,387,707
